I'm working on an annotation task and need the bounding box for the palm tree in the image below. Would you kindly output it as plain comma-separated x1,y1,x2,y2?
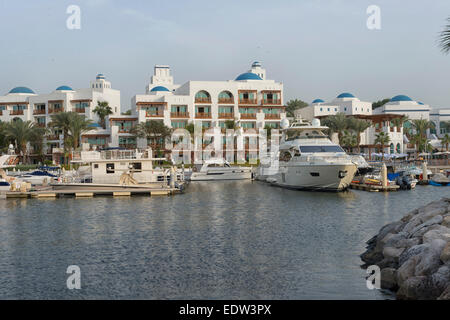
4,120,42,163
347,118,371,153
411,119,435,138
391,115,409,132
285,99,308,117
322,113,348,144
341,130,358,153
441,133,450,151
0,121,8,153
374,132,391,160
29,126,49,163
67,113,93,149
49,112,73,165
131,120,172,153
439,17,450,54
93,101,113,129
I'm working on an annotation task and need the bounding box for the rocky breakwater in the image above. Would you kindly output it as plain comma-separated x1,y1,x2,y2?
361,197,450,299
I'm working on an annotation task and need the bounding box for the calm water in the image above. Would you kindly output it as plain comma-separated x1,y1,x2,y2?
0,182,448,299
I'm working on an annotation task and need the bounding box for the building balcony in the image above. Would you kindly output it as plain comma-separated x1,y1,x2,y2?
170,112,189,118
264,113,281,119
49,108,63,114
33,109,46,115
118,129,133,133
218,112,234,119
10,110,24,115
195,112,212,119
146,112,164,117
75,108,86,113
261,99,281,105
218,98,234,104
239,99,257,105
240,113,256,119
119,144,137,149
195,97,211,103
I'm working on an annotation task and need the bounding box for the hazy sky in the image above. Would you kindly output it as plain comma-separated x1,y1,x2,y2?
0,0,449,111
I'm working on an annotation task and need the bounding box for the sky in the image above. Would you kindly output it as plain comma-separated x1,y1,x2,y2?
0,0,449,111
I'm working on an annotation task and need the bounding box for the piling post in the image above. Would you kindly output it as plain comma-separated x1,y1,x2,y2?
422,161,428,182
381,163,388,188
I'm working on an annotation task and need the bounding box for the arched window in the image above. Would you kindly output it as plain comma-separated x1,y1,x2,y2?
396,143,401,153
195,90,211,103
390,143,394,154
218,91,233,103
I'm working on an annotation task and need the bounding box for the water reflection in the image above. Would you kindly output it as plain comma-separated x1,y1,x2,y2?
0,183,446,299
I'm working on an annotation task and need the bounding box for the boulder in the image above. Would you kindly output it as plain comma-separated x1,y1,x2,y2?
399,244,429,266
397,256,419,287
431,265,450,293
440,242,450,263
397,276,427,300
377,221,404,243
415,239,447,276
442,216,450,228
397,276,441,300
422,226,450,243
409,215,443,236
381,268,398,290
383,247,405,261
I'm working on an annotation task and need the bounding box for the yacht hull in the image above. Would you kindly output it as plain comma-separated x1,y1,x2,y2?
190,171,252,181
269,163,357,192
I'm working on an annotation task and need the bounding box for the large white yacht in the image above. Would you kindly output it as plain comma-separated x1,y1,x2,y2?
264,117,358,191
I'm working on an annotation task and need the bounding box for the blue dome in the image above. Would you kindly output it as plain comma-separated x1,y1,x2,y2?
252,61,261,67
8,86,35,94
312,99,325,103
150,86,170,92
56,85,73,91
235,72,262,81
390,95,413,102
96,73,105,80
337,92,355,98
418,101,424,105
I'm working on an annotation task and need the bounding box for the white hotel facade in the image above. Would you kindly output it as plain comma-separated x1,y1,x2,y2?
132,62,285,131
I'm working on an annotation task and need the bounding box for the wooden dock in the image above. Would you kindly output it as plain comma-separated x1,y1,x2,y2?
1,187,181,199
350,183,400,192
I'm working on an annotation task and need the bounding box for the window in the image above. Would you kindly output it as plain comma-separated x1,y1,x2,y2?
106,163,115,174
131,162,142,172
94,164,99,169
299,145,345,153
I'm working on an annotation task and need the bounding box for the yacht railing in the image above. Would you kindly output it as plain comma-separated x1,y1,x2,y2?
72,149,154,162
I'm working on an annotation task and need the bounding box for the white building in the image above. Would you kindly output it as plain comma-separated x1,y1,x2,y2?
296,92,372,120
0,74,121,163
295,93,404,155
131,62,286,159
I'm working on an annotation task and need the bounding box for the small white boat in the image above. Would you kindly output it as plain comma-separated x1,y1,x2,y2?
19,170,58,185
189,158,252,181
0,179,11,191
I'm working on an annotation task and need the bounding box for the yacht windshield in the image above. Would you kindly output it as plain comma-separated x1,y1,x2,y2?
299,145,345,153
